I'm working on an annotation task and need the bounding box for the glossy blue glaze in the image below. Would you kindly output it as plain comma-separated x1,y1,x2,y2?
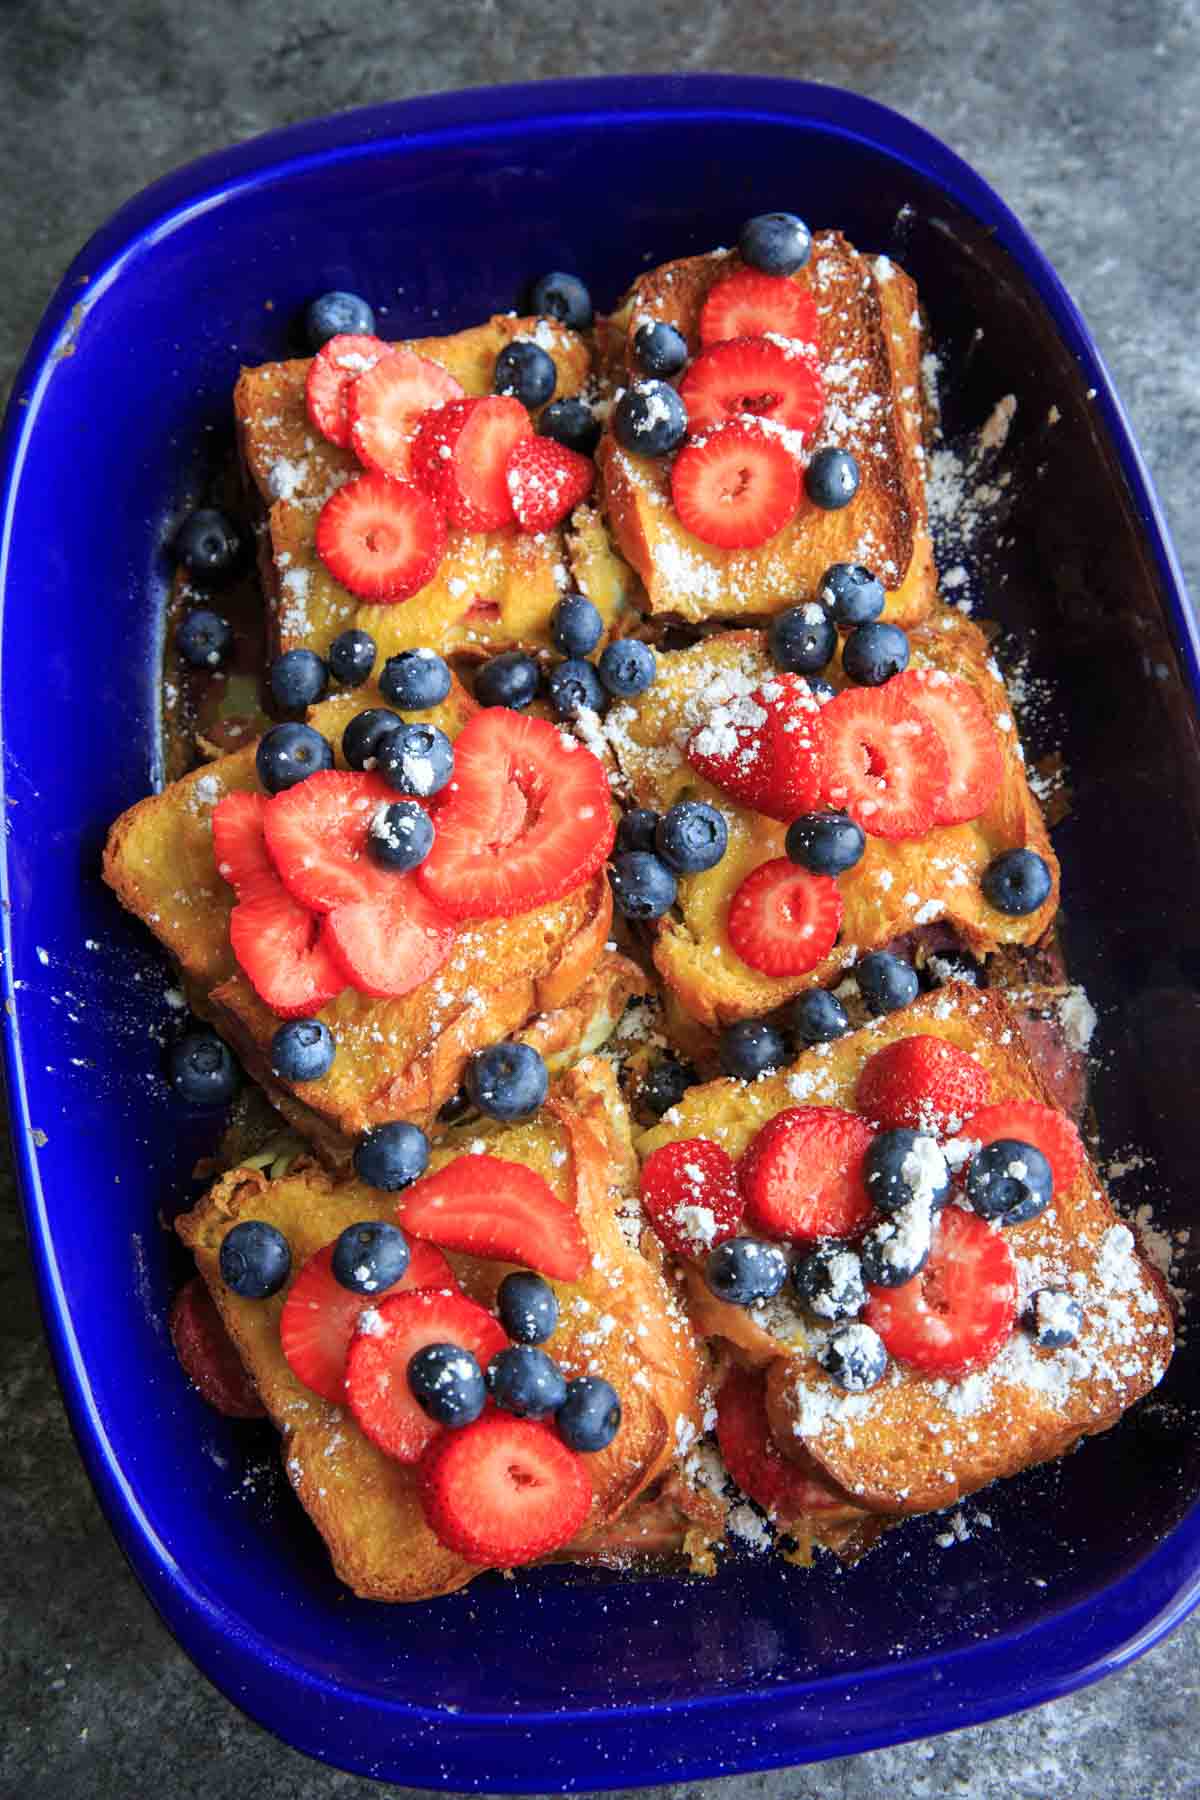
2,75,1199,1790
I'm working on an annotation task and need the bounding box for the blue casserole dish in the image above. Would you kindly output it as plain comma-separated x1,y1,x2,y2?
2,74,1198,1789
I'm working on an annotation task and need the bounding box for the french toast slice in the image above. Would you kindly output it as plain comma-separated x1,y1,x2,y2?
598,234,935,626
600,605,1058,1027
638,987,1173,1517
176,1059,705,1602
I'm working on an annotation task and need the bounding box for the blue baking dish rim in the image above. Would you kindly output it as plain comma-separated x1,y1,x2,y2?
2,74,1199,1788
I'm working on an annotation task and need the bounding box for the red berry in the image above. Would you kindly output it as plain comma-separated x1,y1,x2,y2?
263,769,400,911
863,1204,1018,1377
221,797,345,1015
698,270,820,350
739,1106,876,1243
961,1100,1084,1197
411,399,493,531
448,395,533,531
397,1154,588,1282
680,335,823,440
348,349,465,480
685,674,824,821
305,334,390,449
856,1035,991,1135
316,472,447,604
716,1363,846,1519
639,1138,743,1259
727,858,842,978
419,1413,592,1564
212,791,273,894
671,420,801,551
169,1276,265,1418
819,685,950,839
506,436,594,534
321,876,456,999
279,1239,456,1405
344,1288,508,1464
890,669,1004,827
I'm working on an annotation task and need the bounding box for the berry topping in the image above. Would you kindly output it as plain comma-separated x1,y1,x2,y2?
769,602,837,675
890,669,1004,826
633,320,689,378
739,1106,875,1242
608,850,677,920
345,1289,508,1464
497,1271,559,1346
353,1120,431,1191
864,1130,950,1215
538,396,601,457
1028,1287,1084,1349
305,333,388,448
256,722,335,794
269,1017,335,1083
863,1204,1018,1378
792,1242,867,1321
396,1155,588,1281
219,1220,291,1299
556,1377,622,1453
378,648,451,711
704,1236,789,1306
377,720,455,798
494,339,557,408
342,706,404,771
328,627,377,687
686,671,823,822
787,987,850,1044
842,621,910,687
530,271,593,330
639,1055,697,1118
616,808,662,855
738,213,813,277
547,656,606,718
640,1137,743,1260
855,950,920,1015
982,848,1054,916
331,1221,413,1295
819,685,950,838
819,561,885,625
177,607,232,668
486,1345,567,1419
439,395,533,530
506,436,594,534
476,651,541,710
227,876,344,1019
961,1100,1084,1197
672,419,801,551
966,1138,1055,1225
716,1363,846,1522
718,1018,790,1080
464,1041,549,1122
551,591,604,657
316,472,447,604
408,1343,488,1426
785,810,865,876
348,348,465,479
322,876,455,998
279,1238,444,1405
819,1322,889,1392
680,336,823,439
367,799,435,873
168,1030,240,1106
698,272,819,348
727,859,842,978
169,1277,265,1418
263,768,397,910
419,1412,592,1562
304,290,375,352
612,380,690,456
856,1035,990,1134
655,799,727,874
805,446,860,510
175,507,243,585
598,637,657,699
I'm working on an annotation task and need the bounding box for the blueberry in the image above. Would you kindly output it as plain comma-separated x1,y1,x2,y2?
475,651,540,710
705,1237,789,1306
805,448,860,510
818,562,885,626
175,508,242,585
616,807,661,854
177,608,232,669
1027,1286,1084,1349
633,321,689,378
497,1271,559,1346
486,1344,568,1419
494,340,557,408
864,1129,950,1215
219,1220,290,1299
981,849,1053,916
269,1018,335,1083
598,638,657,699
367,799,435,872
966,1139,1054,1225
331,1220,410,1295
167,1030,240,1105
793,1243,867,1321
656,800,728,874
919,949,988,991
819,1322,888,1392
270,648,328,711
256,722,334,794
612,380,689,456
551,591,604,657
769,602,837,674
785,810,865,876
640,1055,696,1118
856,951,919,1015
739,212,813,276
353,1121,430,1192
608,851,677,920
787,988,850,1044
377,721,454,797
842,621,910,686
379,648,451,711
465,1041,548,1121
539,397,602,457
342,706,404,772
548,657,606,718
328,627,376,688
719,1018,789,1080
859,1202,933,1288
530,271,593,331
407,1343,486,1427
556,1376,622,1452
304,289,375,351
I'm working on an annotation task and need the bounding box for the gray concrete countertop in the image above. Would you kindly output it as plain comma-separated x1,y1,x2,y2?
2,3,1199,1796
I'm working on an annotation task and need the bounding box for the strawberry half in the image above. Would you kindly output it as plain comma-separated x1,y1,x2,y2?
863,1203,1017,1377
890,669,1004,827
671,420,801,551
698,270,820,349
419,1413,592,1564
639,1137,743,1259
451,395,532,531
716,1364,846,1519
961,1101,1084,1197
396,1155,588,1281
212,791,272,893
345,1288,508,1464
321,877,456,999
506,437,594,534
280,1239,456,1405
169,1276,265,1418
819,685,950,838
306,334,390,449
856,1035,991,1135
348,348,465,480
685,674,823,821
727,859,842,977
679,336,824,441
316,472,447,603
417,709,614,918
263,770,400,911
739,1106,876,1243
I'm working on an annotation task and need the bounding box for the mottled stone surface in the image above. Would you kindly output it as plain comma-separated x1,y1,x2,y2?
2,2,1198,1796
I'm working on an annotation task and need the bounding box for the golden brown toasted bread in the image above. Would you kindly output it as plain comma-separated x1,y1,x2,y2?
598,234,934,625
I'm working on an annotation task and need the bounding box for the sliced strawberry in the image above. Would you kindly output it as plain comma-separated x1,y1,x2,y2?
417,709,614,918
212,791,272,893
819,685,950,839
419,1413,592,1564
321,877,455,999
344,1288,508,1464
716,1364,846,1519
686,686,775,812
229,884,344,1017
890,669,1004,827
305,334,390,449
169,1276,265,1418
679,336,823,440
396,1155,587,1281
698,271,820,350
671,420,801,551
739,1106,875,1243
685,674,823,821
411,398,493,531
263,769,400,912
451,395,533,531
863,1203,1018,1377
316,472,447,604
727,859,842,978
279,1239,455,1405
961,1101,1084,1197
639,1138,743,1260
856,1035,991,1135
348,349,465,480
506,436,594,534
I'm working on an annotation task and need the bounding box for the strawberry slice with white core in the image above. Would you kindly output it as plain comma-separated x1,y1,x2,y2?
863,1203,1018,1377
417,708,614,918
306,334,390,449
698,270,820,349
396,1154,588,1281
506,436,594,534
280,1239,456,1405
961,1100,1084,1197
739,1105,876,1242
680,336,824,441
263,770,401,911
321,876,455,999
219,794,346,1014
212,791,272,893
889,669,1004,827
316,472,447,603
819,685,950,838
344,1288,508,1464
419,1413,592,1564
671,420,801,551
727,858,843,977
348,349,465,480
